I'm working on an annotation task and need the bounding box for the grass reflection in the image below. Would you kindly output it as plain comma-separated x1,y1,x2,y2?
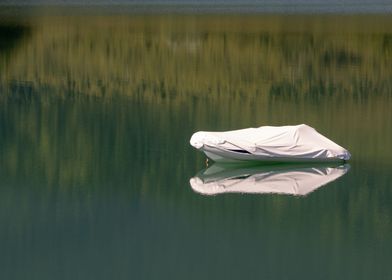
1,15,391,101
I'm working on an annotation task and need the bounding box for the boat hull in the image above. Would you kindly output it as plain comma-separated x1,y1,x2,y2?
202,145,346,163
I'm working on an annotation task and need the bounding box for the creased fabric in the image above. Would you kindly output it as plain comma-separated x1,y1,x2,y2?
190,124,351,161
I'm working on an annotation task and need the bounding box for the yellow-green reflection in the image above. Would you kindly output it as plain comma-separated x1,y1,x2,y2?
1,15,392,100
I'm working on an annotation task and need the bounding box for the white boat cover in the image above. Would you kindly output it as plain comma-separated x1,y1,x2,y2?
190,124,350,163
190,163,349,196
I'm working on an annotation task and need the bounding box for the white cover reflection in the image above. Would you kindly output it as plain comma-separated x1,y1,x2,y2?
190,163,350,196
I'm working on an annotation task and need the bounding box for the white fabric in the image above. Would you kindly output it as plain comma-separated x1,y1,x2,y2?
190,124,350,162
190,164,349,196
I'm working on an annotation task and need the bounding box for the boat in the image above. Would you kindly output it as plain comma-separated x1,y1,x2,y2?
190,163,350,196
190,124,350,163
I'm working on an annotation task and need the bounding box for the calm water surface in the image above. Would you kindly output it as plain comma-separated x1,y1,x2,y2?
0,14,392,279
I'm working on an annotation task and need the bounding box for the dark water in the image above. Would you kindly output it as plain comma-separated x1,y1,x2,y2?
1,1,392,14
0,15,392,279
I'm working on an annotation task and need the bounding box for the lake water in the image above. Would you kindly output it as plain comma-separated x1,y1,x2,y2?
0,14,392,279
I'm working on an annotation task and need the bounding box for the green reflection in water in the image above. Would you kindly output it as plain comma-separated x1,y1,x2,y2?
0,15,392,280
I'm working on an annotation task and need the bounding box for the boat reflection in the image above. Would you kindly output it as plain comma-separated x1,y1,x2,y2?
190,163,350,196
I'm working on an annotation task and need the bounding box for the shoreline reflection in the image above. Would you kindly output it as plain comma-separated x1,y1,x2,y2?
190,163,350,196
